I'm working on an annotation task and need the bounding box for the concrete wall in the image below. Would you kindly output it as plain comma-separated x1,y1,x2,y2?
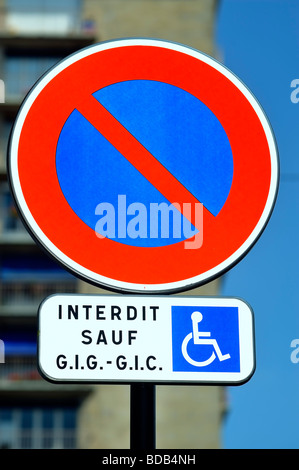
82,0,217,56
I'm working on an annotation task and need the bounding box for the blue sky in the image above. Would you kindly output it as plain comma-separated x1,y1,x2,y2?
216,0,299,449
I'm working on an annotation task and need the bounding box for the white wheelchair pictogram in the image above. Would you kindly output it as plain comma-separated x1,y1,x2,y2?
181,311,231,367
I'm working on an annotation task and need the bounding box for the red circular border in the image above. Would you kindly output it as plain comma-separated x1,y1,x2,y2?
15,44,273,287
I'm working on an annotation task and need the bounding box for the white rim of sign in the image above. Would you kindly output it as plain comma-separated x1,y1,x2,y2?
8,38,279,294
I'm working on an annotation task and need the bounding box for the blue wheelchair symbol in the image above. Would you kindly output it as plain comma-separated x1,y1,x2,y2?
172,306,240,372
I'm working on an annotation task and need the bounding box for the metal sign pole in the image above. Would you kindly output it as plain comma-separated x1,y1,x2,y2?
130,383,156,450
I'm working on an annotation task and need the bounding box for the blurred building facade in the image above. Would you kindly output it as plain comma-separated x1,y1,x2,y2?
0,0,225,449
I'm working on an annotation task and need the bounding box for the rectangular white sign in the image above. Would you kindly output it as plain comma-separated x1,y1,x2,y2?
38,294,255,385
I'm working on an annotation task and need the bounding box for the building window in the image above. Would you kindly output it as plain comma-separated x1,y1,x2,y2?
0,407,77,449
0,182,26,233
4,53,62,99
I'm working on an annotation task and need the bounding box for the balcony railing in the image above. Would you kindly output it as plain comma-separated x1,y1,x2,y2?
0,8,96,39
2,0,94,39
0,280,77,309
0,355,39,382
0,279,77,315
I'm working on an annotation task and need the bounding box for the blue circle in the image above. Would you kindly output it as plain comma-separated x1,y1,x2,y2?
56,80,233,247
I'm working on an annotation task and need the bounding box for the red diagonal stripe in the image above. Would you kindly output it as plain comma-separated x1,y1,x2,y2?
77,94,204,231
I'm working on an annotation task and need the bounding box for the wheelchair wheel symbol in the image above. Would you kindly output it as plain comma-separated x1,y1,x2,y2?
181,311,230,367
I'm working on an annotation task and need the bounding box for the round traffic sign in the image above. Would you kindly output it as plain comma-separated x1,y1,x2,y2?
8,38,279,293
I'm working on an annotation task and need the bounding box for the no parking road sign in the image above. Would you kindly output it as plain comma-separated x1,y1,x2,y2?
38,294,255,385
8,38,279,293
